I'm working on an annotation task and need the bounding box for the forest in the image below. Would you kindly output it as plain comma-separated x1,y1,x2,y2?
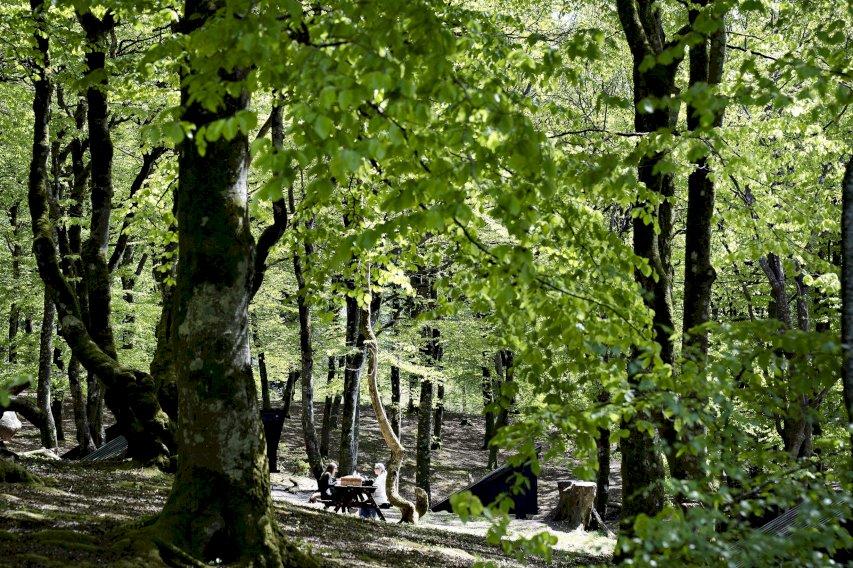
0,0,851,566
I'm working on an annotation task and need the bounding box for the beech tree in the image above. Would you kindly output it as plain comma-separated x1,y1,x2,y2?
0,0,849,565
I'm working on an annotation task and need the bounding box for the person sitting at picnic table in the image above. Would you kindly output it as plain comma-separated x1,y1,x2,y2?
359,463,391,518
309,462,337,503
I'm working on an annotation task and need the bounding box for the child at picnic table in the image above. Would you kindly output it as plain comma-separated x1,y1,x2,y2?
309,462,337,503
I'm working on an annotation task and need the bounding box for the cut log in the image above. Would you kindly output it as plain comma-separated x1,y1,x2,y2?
549,480,597,530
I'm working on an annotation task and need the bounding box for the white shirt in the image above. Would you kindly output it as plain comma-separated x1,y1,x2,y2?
373,471,389,505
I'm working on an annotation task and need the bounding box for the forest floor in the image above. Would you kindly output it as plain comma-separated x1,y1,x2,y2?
0,399,617,566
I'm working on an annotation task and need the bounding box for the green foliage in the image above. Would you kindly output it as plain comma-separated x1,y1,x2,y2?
0,0,850,565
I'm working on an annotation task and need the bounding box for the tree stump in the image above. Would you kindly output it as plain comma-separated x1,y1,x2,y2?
549,480,597,530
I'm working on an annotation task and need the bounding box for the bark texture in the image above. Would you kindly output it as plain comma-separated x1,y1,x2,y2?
26,0,174,465
152,3,307,563
615,0,679,532
339,293,365,475
68,356,94,453
841,155,853,462
320,356,335,458
675,0,727,482
415,377,434,501
292,197,323,481
390,365,402,438
362,297,421,523
77,10,118,446
549,481,597,530
36,290,58,449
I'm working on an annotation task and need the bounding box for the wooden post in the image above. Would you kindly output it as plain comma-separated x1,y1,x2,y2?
549,480,597,530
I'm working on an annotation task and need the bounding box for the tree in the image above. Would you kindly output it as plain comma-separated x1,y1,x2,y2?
26,0,174,465
842,155,853,462
149,2,315,564
677,0,727,482
362,294,428,523
35,288,58,449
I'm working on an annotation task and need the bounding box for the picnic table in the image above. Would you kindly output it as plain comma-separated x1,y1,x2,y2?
325,485,386,521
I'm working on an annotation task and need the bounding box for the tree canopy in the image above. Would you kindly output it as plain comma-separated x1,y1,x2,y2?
0,0,851,565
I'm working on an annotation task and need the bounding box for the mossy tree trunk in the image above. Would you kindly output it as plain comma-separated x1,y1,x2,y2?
152,3,308,563
68,356,94,453
615,0,678,536
676,0,727,482
27,0,173,466
77,10,118,447
150,230,179,421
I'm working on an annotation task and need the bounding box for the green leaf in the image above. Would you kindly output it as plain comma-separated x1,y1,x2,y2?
313,115,334,139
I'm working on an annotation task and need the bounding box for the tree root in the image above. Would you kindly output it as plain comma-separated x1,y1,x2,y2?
106,517,323,568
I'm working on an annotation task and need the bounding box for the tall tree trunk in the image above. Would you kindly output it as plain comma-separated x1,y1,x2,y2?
252,316,271,410
68,356,94,453
87,372,105,446
150,231,179,421
615,0,681,534
675,1,727,482
432,382,445,449
390,365,402,438
595,424,610,519
415,377,433,501
329,355,344,430
407,374,418,413
36,289,58,449
282,371,298,418
118,250,148,351
258,351,271,409
760,253,812,458
292,205,323,481
320,356,335,458
77,10,118,448
362,295,423,523
842,155,853,463
481,365,494,450
339,294,365,475
152,4,312,563
489,350,514,470
6,203,22,364
593,389,611,527
27,0,174,465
